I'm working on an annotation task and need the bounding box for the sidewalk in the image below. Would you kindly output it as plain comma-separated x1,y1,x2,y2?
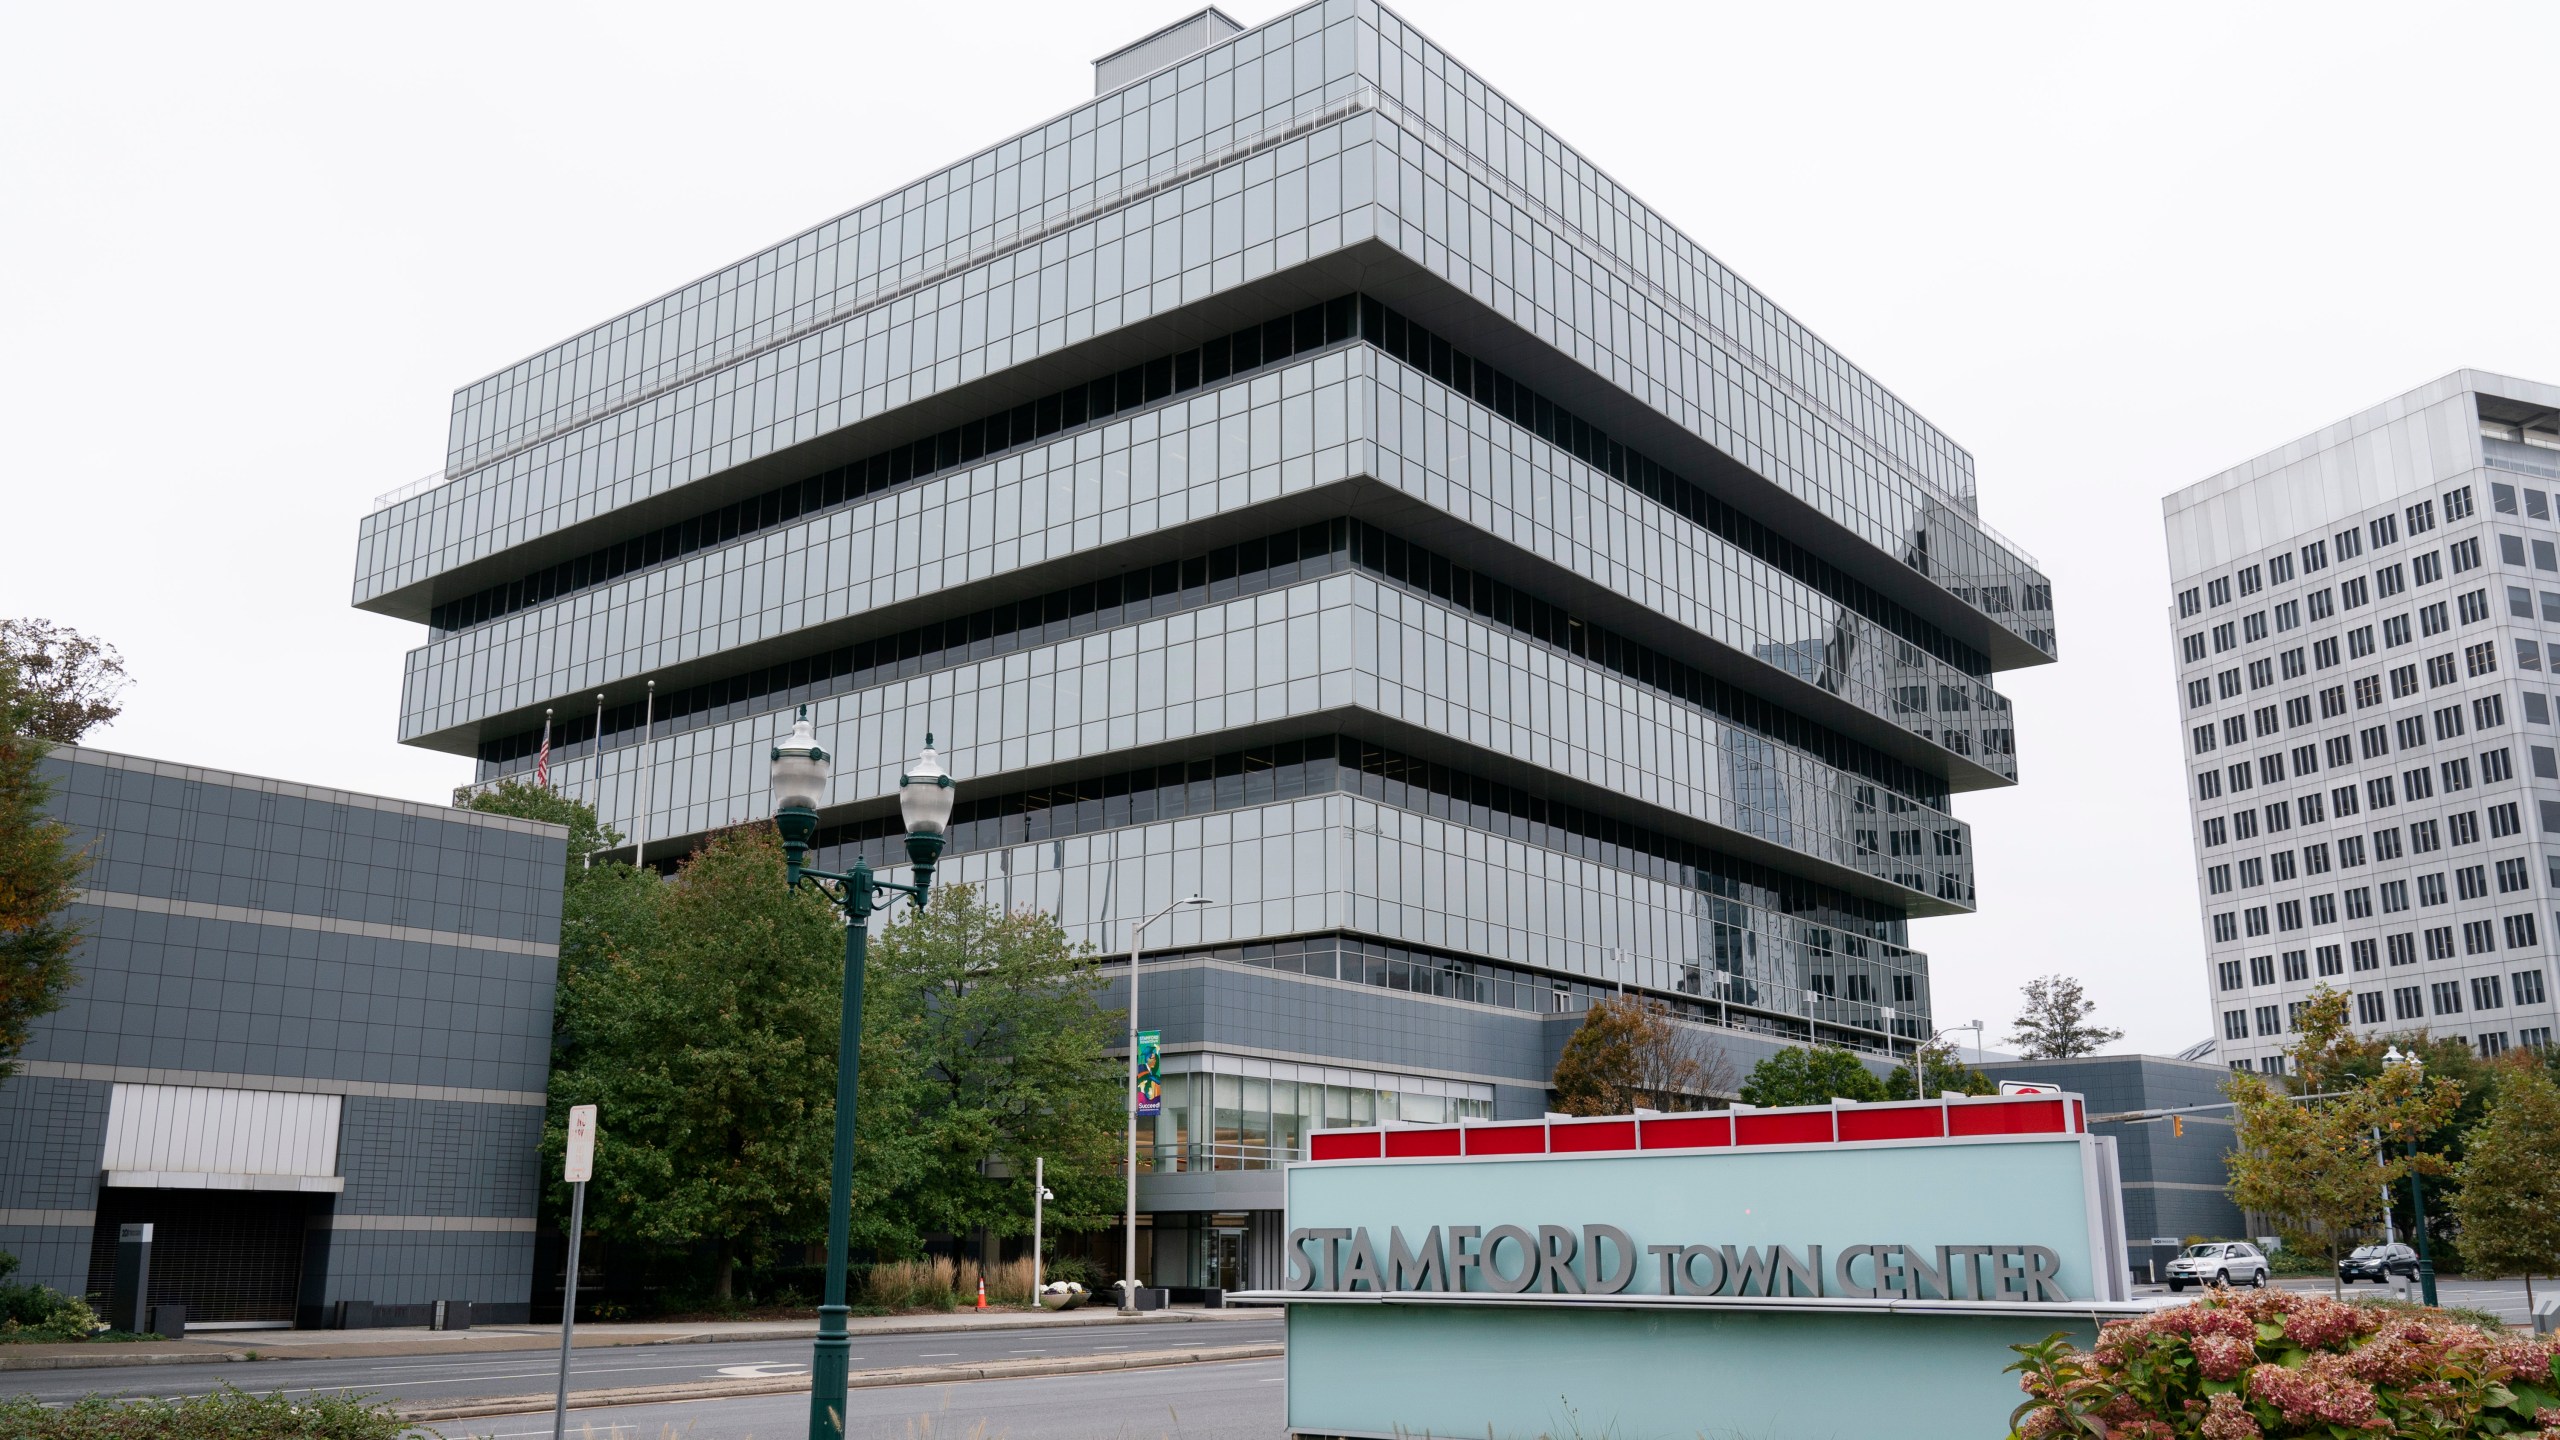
0,1303,1269,1371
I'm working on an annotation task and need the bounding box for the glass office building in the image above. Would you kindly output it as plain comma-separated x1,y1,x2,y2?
353,2,2055,1287
2164,370,2560,1072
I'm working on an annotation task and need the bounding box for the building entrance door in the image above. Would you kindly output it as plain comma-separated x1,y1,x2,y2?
1211,1228,1245,1290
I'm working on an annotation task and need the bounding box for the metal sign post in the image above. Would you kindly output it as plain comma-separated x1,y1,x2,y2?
552,1104,597,1440
1030,1157,1045,1309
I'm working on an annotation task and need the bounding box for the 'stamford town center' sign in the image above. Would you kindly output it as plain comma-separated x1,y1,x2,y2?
1236,1093,2147,1440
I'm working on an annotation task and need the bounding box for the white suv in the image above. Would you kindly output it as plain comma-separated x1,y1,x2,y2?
2164,1242,2270,1291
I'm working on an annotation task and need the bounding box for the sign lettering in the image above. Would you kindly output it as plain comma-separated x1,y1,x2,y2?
1282,1223,2071,1301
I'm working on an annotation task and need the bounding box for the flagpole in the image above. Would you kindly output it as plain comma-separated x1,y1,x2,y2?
537,708,554,790
636,680,655,873
585,692,604,870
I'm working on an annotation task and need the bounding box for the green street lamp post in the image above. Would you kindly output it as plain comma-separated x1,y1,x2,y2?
2382,1045,2439,1307
770,710,956,1440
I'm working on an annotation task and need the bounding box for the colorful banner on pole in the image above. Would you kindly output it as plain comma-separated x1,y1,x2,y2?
1136,1029,1163,1116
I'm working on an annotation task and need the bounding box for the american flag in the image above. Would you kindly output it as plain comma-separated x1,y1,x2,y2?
536,710,553,788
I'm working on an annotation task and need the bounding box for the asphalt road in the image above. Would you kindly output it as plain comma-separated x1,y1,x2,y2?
417,1355,1288,1440
3,1315,1286,1409
2129,1273,2548,1326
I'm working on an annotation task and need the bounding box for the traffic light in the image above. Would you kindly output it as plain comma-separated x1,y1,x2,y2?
2171,1115,2185,1138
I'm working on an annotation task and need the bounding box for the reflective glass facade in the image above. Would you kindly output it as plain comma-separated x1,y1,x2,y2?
353,2,2050,1280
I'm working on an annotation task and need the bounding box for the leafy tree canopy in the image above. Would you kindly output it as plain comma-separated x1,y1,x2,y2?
464,778,624,886
1884,1039,1994,1100
0,655,86,1082
2006,974,2123,1059
544,824,926,1298
0,620,127,744
2451,1053,2560,1305
1738,1044,1885,1108
1549,995,1735,1115
865,884,1125,1243
2223,987,2463,1295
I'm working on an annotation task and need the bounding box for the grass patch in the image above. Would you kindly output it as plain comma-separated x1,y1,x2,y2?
0,1387,404,1438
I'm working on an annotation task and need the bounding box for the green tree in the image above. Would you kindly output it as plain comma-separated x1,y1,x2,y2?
1549,995,1735,1115
2223,988,2463,1296
0,620,127,744
0,656,87,1082
1738,1044,1886,1107
546,825,923,1298
867,885,1123,1247
2451,1053,2560,1308
464,777,623,884
1884,1039,1994,1100
2005,974,2122,1059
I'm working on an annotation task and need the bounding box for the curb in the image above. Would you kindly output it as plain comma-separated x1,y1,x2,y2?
0,1309,1267,1371
0,1350,249,1372
398,1342,1286,1422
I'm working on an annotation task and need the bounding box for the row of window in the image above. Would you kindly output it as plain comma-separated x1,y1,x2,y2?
2208,883,2541,946
1134,930,1920,1040
2176,487,2474,617
2181,560,2485,666
478,517,1962,810
2191,693,2507,761
798,732,1925,941
2196,741,2514,805
2216,933,2550,995
431,292,2012,679
2222,968,2551,1040
2187,632,2502,711
2204,808,2534,882
2235,1027,2551,1068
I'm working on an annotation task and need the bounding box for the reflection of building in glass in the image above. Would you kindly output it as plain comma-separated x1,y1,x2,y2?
2164,372,2560,1071
352,4,2053,1291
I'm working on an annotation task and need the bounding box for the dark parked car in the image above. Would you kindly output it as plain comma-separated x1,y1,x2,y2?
2337,1243,2420,1283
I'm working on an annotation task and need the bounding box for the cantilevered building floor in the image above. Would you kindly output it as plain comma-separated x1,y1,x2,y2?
353,3,2056,1289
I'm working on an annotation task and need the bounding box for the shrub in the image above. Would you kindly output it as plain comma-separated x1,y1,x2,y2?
2348,1294,2513,1336
0,1387,404,1438
0,1252,101,1342
2007,1284,2560,1438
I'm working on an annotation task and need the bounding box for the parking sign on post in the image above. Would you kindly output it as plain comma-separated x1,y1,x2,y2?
564,1104,596,1182
552,1104,597,1440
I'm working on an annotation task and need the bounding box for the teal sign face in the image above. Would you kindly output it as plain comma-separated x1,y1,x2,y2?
1261,1130,2132,1440
1278,1135,2112,1305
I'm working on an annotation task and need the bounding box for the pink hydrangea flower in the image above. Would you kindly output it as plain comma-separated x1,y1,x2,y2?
2197,1390,2261,1440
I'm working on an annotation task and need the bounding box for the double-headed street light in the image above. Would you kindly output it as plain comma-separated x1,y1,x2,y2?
1120,893,1211,1314
770,709,956,1440
2382,1045,2440,1307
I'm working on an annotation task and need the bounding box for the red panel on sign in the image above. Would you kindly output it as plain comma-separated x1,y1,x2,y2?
1463,1123,1548,1156
1308,1130,1381,1161
1835,1105,1945,1142
1548,1120,1636,1153
1384,1126,1464,1158
1736,1110,1835,1146
1948,1098,2066,1136
1636,1114,1731,1149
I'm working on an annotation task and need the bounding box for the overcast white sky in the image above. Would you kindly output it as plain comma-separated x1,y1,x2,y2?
7,1,2559,1056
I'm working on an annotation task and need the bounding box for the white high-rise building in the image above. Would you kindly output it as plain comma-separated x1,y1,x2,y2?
2164,371,2560,1071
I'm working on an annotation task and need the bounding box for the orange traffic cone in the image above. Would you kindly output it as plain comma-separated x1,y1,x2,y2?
975,1276,987,1311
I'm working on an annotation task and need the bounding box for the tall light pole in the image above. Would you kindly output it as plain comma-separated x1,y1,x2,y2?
1121,893,1210,1313
2382,1045,2439,1306
770,710,956,1439
1914,1020,1986,1100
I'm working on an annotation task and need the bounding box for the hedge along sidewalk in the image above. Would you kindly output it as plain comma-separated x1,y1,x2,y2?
0,1307,1270,1372
397,1342,1287,1422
